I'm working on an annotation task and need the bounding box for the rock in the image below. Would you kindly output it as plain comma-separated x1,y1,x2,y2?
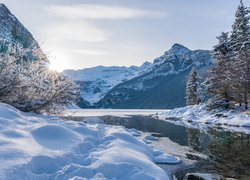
184,173,220,180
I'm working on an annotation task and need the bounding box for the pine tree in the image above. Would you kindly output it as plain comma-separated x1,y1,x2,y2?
230,0,249,55
236,40,250,109
186,67,201,106
205,32,233,110
229,0,250,109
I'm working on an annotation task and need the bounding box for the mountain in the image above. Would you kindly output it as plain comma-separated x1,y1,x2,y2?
64,63,152,106
65,43,212,109
96,44,212,109
0,4,46,61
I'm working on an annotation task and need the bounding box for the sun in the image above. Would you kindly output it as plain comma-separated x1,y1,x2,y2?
49,54,70,72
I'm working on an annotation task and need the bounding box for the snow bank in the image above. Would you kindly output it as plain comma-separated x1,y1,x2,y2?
156,104,250,133
0,103,178,179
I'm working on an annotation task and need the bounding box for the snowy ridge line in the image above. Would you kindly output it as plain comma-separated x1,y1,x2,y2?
64,43,212,107
64,63,152,104
155,104,250,134
0,102,181,179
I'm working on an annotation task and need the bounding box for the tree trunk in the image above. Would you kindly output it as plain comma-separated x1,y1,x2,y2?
244,92,248,110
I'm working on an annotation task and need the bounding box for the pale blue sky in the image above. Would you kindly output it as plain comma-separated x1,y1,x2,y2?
1,0,249,71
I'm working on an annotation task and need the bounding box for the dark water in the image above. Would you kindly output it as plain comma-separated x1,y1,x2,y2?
100,115,250,179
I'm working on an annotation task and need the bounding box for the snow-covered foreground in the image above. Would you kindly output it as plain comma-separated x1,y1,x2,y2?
156,104,250,133
0,103,180,179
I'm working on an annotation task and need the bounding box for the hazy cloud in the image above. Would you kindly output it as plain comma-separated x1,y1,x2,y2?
42,22,111,43
3,0,245,70
46,4,167,20
69,49,112,56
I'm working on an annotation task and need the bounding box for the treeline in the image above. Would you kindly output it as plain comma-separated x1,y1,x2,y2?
186,1,250,110
0,40,79,114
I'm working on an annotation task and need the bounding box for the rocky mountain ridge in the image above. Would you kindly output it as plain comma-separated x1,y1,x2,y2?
0,4,46,61
65,44,212,109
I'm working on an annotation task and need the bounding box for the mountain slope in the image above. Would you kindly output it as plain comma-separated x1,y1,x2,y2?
64,63,152,106
0,4,46,61
96,44,212,109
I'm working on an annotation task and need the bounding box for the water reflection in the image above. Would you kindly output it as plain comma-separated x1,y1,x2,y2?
99,115,250,179
101,115,188,146
205,129,250,179
187,128,209,152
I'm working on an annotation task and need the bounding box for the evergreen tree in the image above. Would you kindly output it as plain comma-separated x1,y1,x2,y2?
236,40,250,109
186,67,200,106
205,1,250,110
229,0,249,55
229,0,250,109
205,32,233,110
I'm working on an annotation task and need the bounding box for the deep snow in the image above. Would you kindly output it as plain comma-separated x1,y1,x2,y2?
0,103,180,179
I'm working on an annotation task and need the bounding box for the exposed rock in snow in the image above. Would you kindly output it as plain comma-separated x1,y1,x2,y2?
184,173,220,180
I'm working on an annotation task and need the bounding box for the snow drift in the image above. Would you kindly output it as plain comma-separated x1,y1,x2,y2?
0,103,179,179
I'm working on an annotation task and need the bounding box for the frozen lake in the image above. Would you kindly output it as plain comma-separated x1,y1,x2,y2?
65,109,169,117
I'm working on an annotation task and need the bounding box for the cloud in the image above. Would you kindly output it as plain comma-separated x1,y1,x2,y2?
41,3,167,70
46,4,166,20
42,22,111,43
69,49,112,56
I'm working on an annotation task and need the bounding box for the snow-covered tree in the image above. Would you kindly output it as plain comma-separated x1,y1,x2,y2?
205,32,234,110
4,61,79,114
229,0,250,56
229,0,250,109
204,1,250,110
237,46,250,109
0,41,25,99
186,67,201,106
0,40,79,114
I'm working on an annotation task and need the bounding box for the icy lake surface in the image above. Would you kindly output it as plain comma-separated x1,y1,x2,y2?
66,109,250,179
66,109,168,117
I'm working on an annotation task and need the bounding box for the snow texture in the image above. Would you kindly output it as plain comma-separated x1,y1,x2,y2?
0,103,180,179
156,104,250,133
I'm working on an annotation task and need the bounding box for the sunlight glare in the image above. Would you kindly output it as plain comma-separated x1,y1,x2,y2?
49,53,70,72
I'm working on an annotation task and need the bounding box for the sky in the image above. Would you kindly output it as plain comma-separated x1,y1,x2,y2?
1,0,249,71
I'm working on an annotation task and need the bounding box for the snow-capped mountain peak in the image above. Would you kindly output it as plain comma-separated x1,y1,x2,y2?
65,43,212,108
64,63,151,105
154,43,191,64
167,43,190,55
95,44,212,109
